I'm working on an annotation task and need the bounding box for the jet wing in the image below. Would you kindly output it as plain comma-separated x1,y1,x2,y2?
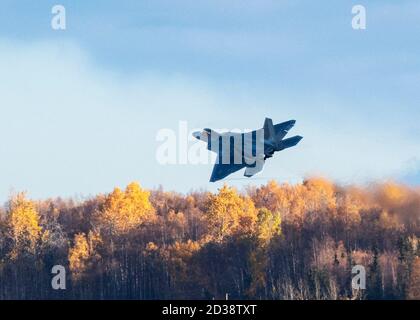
210,163,245,182
274,120,296,141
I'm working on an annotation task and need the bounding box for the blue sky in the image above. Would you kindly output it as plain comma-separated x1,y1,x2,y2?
0,0,419,200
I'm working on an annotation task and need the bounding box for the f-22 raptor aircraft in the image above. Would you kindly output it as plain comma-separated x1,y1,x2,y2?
192,118,303,182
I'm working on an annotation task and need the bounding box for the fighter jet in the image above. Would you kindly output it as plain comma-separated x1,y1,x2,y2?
192,118,303,182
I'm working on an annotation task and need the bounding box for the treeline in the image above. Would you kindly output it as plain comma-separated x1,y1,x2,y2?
0,179,419,300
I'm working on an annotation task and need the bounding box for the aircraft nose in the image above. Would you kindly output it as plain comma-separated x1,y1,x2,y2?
192,131,201,140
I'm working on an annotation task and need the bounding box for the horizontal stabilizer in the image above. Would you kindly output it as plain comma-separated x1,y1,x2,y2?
280,135,303,149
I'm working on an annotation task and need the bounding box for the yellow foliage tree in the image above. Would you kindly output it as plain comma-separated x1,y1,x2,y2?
68,233,89,278
8,192,42,256
97,182,155,234
256,208,281,243
205,185,257,241
336,187,363,228
68,231,102,280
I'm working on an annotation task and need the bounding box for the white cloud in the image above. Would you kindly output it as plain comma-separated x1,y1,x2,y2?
0,39,418,200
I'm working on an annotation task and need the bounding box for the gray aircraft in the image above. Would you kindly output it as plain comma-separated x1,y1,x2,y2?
192,118,303,182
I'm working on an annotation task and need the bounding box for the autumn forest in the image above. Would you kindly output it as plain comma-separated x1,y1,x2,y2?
0,179,419,300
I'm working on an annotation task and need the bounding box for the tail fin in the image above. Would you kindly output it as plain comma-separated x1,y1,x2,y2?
263,118,276,141
280,135,303,149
